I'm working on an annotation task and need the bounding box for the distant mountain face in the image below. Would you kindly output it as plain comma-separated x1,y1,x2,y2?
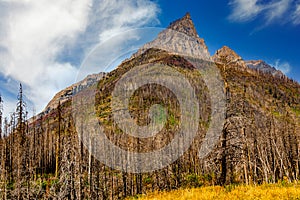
212,46,286,79
245,60,285,77
213,46,242,63
212,46,249,71
43,72,104,113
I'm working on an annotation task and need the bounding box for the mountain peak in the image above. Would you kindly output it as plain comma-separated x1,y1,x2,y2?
183,12,191,19
133,13,209,59
213,46,242,64
168,12,199,38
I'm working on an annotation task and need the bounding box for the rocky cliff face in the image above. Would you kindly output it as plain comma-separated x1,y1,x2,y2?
43,72,104,113
168,12,198,37
212,46,249,70
168,12,208,51
133,13,210,60
213,46,242,63
245,60,285,78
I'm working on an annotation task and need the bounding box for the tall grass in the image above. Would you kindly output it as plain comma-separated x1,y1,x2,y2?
129,182,300,200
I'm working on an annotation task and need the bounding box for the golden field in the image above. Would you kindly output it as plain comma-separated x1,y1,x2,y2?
129,183,300,200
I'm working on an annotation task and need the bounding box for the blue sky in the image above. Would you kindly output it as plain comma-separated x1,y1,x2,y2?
0,0,299,117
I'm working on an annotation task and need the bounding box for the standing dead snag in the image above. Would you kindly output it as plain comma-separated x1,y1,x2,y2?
55,101,62,178
14,83,29,199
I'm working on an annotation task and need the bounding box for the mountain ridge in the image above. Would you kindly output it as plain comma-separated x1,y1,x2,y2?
42,14,295,115
245,60,285,78
43,72,104,113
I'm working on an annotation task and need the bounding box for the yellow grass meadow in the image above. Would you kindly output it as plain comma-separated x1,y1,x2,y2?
129,183,300,200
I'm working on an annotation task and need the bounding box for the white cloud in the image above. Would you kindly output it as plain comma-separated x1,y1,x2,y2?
274,60,292,74
228,0,297,26
93,0,159,42
292,3,300,24
228,0,263,22
264,0,291,23
0,0,91,112
0,0,159,115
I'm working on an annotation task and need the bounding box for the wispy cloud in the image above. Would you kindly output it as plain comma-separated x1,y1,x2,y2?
273,60,292,74
292,3,300,24
265,0,291,23
228,0,299,26
95,0,159,42
0,0,159,115
228,0,264,22
0,0,89,113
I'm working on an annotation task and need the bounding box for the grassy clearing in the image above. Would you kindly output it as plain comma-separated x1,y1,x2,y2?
129,183,300,200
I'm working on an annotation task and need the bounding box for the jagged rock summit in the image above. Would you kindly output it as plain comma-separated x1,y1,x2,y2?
213,46,242,64
133,13,210,59
212,46,249,71
167,12,206,49
168,12,198,37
